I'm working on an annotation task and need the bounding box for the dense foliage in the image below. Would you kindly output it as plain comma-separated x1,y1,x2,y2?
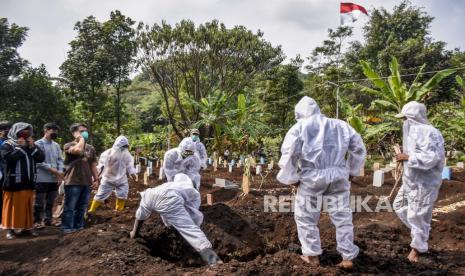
1,1,464,159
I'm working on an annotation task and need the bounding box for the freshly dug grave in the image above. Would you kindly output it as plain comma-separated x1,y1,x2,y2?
0,166,465,275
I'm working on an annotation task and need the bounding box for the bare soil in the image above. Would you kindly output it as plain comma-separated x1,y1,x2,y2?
1,165,465,275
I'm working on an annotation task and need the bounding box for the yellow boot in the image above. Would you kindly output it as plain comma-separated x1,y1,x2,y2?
115,198,125,211
88,199,102,213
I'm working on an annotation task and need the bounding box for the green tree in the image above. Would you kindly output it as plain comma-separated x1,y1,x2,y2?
60,16,111,142
137,19,283,138
358,57,455,152
1,65,73,135
345,1,454,103
259,59,304,134
102,10,137,135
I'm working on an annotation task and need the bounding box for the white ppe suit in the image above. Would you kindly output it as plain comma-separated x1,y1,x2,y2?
393,101,445,253
135,173,212,252
180,137,208,169
95,136,136,201
277,96,366,261
163,140,201,190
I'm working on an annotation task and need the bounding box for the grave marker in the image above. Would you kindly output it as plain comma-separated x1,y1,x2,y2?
256,165,262,175
457,162,464,169
373,170,385,187
144,172,149,186
158,167,164,180
373,162,380,171
206,194,213,206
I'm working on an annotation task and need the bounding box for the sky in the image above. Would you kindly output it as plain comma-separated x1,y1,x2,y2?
3,0,465,77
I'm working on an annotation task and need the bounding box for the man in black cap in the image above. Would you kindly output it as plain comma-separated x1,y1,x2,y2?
0,121,13,222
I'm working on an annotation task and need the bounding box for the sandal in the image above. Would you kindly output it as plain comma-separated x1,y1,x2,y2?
6,231,15,240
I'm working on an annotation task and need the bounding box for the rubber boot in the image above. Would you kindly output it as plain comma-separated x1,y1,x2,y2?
88,199,102,213
115,198,125,211
199,248,223,266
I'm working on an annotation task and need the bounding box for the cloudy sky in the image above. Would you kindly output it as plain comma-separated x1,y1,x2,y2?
4,0,465,77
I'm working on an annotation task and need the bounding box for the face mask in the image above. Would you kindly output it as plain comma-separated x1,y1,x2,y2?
18,131,31,139
191,135,199,142
50,133,58,140
181,150,193,159
80,131,89,141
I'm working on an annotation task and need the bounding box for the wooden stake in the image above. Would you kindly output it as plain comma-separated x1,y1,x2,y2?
242,175,250,195
144,172,148,186
206,194,213,206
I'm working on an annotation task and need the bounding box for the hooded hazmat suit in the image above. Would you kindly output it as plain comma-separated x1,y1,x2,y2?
393,101,445,253
163,140,201,190
89,136,136,212
277,96,366,261
135,173,212,252
180,137,208,169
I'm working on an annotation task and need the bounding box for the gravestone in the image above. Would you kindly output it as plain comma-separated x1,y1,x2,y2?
213,178,238,189
442,167,451,180
135,164,141,174
373,162,380,171
260,156,265,165
147,167,152,176
373,170,385,187
158,167,164,180
256,165,262,175
457,162,464,169
206,194,213,206
144,172,148,186
228,164,233,173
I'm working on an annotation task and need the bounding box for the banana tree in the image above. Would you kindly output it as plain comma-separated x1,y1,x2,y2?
225,93,269,153
190,90,229,151
357,57,455,152
340,100,366,134
359,57,455,113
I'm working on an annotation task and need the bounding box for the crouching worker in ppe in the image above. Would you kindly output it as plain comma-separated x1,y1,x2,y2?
277,96,366,270
88,136,136,213
130,173,222,266
163,140,201,190
393,101,445,263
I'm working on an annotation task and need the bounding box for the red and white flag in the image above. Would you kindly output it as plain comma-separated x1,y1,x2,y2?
340,2,368,25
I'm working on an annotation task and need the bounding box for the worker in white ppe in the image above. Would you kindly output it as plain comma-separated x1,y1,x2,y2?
163,140,201,190
179,129,208,169
129,173,223,266
277,96,366,270
88,136,136,213
393,101,445,263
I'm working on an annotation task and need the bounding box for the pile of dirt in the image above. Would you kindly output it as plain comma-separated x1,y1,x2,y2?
1,168,465,275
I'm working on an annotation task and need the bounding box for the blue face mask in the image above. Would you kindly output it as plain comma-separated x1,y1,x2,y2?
81,131,89,141
192,135,199,142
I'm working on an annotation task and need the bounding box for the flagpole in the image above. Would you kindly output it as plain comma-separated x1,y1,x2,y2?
336,17,342,119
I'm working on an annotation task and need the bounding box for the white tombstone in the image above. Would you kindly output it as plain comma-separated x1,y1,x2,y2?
256,165,262,175
267,163,273,171
373,170,385,187
373,162,380,171
359,166,365,177
148,161,153,168
213,178,238,189
147,167,152,176
158,167,164,180
228,164,233,173
135,164,141,174
457,162,464,169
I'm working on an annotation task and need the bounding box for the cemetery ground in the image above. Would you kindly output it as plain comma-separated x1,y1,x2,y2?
1,165,465,275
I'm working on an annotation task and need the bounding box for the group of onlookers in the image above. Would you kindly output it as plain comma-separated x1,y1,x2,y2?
0,121,100,238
